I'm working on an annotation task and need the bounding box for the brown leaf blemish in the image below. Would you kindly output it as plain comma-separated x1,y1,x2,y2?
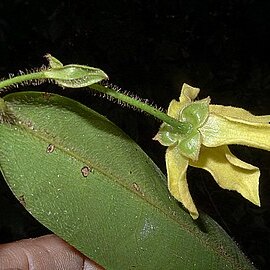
46,144,55,153
81,166,92,177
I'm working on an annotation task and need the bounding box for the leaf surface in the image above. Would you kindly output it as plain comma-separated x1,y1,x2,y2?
0,92,255,269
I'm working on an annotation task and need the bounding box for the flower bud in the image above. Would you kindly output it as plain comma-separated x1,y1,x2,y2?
44,54,108,88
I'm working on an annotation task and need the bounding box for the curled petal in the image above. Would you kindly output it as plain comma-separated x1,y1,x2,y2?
190,146,260,206
210,105,270,123
167,84,201,119
200,113,270,151
167,99,183,119
179,83,200,103
166,146,199,219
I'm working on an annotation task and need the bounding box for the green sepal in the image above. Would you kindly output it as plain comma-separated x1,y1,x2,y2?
45,53,64,68
178,130,201,160
180,97,210,128
153,123,181,146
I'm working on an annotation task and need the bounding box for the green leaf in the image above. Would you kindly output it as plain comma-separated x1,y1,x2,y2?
0,92,255,270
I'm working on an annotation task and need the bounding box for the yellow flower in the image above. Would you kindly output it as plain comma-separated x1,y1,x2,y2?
154,83,270,219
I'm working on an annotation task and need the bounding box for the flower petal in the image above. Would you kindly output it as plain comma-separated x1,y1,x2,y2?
166,146,199,219
167,99,183,119
167,84,201,119
190,145,260,206
210,105,270,124
200,113,270,151
179,83,200,103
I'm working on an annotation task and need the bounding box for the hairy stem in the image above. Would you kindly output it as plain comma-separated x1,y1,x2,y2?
0,64,191,134
0,72,47,89
90,84,191,133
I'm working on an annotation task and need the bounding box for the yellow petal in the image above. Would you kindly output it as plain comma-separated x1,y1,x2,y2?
167,99,183,119
167,84,201,119
200,113,270,151
166,146,199,219
179,83,200,103
210,104,270,123
190,145,260,206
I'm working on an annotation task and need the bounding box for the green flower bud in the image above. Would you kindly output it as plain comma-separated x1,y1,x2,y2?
44,54,108,88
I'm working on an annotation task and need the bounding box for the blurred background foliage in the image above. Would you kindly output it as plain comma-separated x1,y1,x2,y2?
1,0,270,269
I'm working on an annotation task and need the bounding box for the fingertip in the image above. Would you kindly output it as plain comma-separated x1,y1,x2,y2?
0,234,104,270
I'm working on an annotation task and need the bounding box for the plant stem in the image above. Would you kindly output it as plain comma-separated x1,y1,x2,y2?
0,68,191,134
0,72,47,89
90,84,191,134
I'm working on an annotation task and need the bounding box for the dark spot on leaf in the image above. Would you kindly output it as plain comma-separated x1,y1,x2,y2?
81,166,92,177
46,144,55,153
18,195,26,207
